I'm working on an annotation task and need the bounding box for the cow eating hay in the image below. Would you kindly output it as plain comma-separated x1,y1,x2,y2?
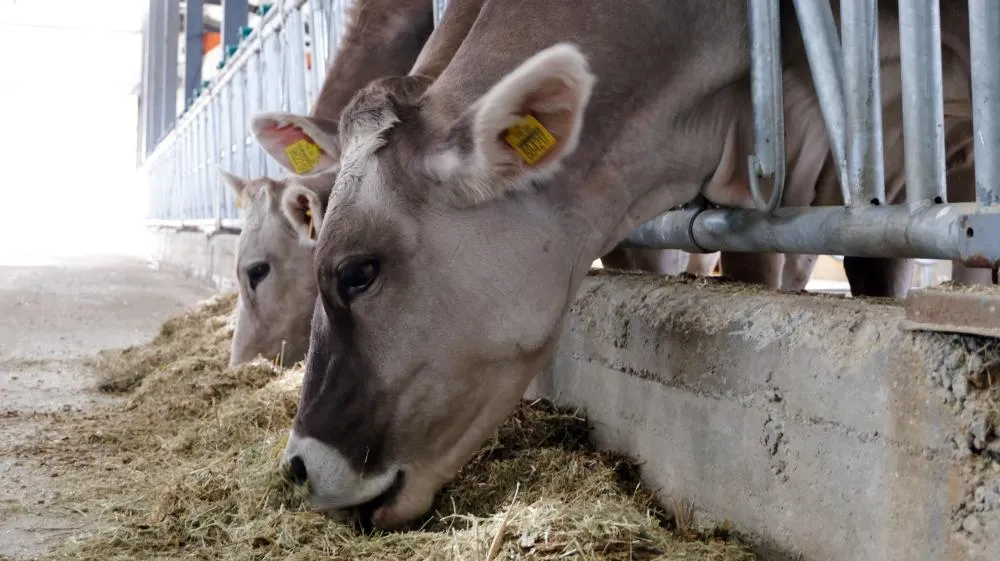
18,293,757,561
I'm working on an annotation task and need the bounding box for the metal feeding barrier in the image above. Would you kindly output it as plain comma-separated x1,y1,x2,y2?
142,0,356,229
140,0,1000,277
622,0,1000,275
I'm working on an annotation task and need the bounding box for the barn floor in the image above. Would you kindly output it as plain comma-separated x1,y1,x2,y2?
0,255,214,559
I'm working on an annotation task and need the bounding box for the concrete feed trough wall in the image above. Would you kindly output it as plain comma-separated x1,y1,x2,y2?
535,271,1000,561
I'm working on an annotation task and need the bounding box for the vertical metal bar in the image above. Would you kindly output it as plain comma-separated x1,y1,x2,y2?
231,69,248,219
213,94,226,224
286,7,309,114
434,0,450,27
898,0,947,208
139,12,153,161
184,0,204,108
202,107,212,219
246,47,264,179
221,82,235,218
179,127,188,220
841,0,885,205
193,110,210,218
222,0,249,51
148,0,166,152
307,0,326,99
791,0,850,205
163,0,180,135
969,0,1000,206
329,0,347,55
746,0,786,212
187,125,196,219
262,32,284,177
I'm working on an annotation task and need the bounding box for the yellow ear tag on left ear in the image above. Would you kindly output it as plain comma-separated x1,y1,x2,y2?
284,138,323,174
235,197,243,209
504,114,557,165
305,208,317,240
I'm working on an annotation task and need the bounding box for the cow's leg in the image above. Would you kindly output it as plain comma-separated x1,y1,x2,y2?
843,257,914,298
600,248,690,275
781,253,818,291
719,251,783,290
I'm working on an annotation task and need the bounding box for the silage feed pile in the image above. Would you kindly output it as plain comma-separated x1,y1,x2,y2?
24,294,757,561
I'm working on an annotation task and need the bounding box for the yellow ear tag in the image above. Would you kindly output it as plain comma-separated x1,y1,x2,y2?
504,114,557,165
235,197,243,209
284,138,323,174
305,208,317,240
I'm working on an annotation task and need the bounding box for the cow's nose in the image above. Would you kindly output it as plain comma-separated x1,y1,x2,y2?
287,455,308,484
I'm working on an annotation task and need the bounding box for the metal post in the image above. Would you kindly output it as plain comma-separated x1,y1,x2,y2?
184,0,204,108
138,13,152,162
287,7,309,114
841,0,885,205
231,68,248,219
148,0,166,155
308,0,328,97
969,0,1000,206
791,0,850,205
434,0,450,26
898,0,947,208
162,0,180,135
747,0,786,212
246,48,264,179
222,0,249,51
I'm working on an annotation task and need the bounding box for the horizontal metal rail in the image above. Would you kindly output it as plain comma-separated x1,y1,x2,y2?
620,204,1000,267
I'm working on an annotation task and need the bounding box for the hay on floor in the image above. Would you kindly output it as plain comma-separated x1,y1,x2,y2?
31,293,757,561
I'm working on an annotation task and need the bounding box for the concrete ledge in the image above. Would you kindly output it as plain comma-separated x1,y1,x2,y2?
537,270,1000,561
147,226,239,292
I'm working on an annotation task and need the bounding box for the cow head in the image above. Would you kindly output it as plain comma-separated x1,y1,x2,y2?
251,43,597,529
222,167,337,367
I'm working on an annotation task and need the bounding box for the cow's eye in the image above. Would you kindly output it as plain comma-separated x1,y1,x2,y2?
246,262,271,291
337,256,380,301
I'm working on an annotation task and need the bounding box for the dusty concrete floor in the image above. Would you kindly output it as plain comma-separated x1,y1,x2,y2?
0,255,216,559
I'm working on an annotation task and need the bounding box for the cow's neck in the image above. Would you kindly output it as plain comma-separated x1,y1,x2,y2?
426,0,755,260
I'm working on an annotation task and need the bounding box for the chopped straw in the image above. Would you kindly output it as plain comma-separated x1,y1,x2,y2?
22,293,758,561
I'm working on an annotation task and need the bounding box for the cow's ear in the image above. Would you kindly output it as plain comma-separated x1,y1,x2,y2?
281,182,327,245
427,43,596,206
218,169,249,209
251,112,341,176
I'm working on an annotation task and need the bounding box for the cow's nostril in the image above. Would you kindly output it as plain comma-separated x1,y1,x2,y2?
287,455,308,484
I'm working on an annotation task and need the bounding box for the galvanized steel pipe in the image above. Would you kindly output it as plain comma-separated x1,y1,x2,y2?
792,0,850,205
747,0,786,212
621,203,999,266
841,0,886,205
969,0,1000,206
898,0,948,208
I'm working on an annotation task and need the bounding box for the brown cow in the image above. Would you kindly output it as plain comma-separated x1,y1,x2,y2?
249,0,980,529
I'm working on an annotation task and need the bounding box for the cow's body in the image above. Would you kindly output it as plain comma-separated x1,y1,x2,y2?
249,0,980,529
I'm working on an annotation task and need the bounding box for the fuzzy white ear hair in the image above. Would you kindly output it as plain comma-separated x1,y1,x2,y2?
280,183,326,245
429,42,597,207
